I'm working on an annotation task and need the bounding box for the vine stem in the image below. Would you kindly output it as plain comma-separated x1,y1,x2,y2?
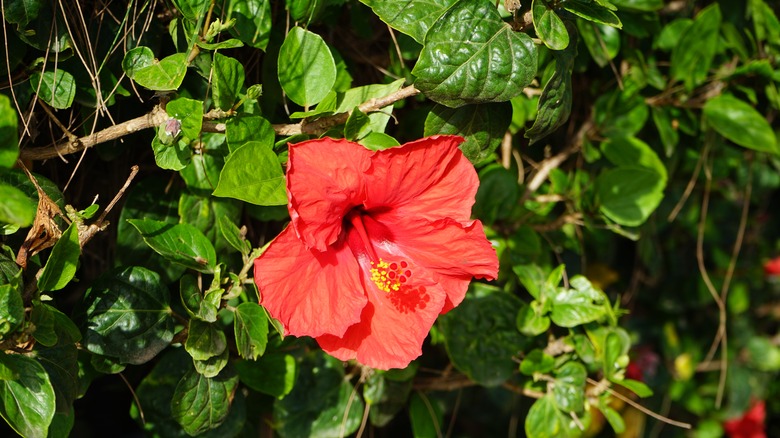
20,85,421,162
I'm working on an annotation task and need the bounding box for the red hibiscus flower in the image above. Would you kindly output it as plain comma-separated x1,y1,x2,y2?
253,135,498,369
764,257,780,277
723,400,766,438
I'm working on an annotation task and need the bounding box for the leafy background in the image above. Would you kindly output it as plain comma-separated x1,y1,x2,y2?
1,0,779,437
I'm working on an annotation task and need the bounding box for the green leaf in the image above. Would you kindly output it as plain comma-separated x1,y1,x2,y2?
180,274,219,322
364,372,414,427
128,219,217,273
0,183,35,227
235,353,296,398
31,303,57,346
225,115,275,153
29,70,76,109
563,0,621,27
609,0,663,11
213,141,287,205
123,47,188,91
151,134,191,171
532,0,569,50
550,282,606,328
212,53,245,111
230,0,272,50
412,0,537,107
409,392,444,438
600,136,667,180
594,90,648,138
473,165,520,225
274,352,364,437
178,133,230,196
703,94,778,154
37,222,81,292
81,266,175,364
177,192,241,251
520,349,555,375
516,301,550,336
233,302,268,361
670,4,721,90
439,284,527,386
615,378,653,398
217,215,250,256
172,0,209,21
526,26,576,144
359,0,458,44
194,348,229,378
514,264,547,300
525,394,577,438
359,132,401,150
552,362,586,412
185,319,227,361
596,166,665,227
171,367,239,435
0,352,56,438
578,21,620,67
650,106,679,157
36,307,80,417
424,102,512,163
344,107,372,141
0,95,19,168
0,284,23,336
277,26,336,107
4,0,43,28
166,97,203,140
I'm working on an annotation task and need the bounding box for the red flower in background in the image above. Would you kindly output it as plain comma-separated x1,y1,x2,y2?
253,136,498,369
764,257,780,277
723,400,766,438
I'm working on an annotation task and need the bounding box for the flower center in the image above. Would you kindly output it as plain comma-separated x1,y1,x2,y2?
370,258,430,314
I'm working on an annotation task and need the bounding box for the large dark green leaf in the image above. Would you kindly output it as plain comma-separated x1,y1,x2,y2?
171,367,239,435
412,0,537,107
277,26,336,107
0,352,56,438
424,102,512,163
670,3,721,90
185,319,227,361
235,353,296,399
36,307,80,417
4,0,43,28
359,0,457,44
81,266,175,365
128,219,217,273
213,141,287,206
610,0,663,11
438,284,526,386
703,94,778,154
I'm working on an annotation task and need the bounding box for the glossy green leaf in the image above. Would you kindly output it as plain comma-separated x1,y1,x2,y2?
0,284,23,337
123,47,188,91
514,264,547,300
225,115,275,153
277,26,336,107
37,222,81,292
424,102,512,163
151,134,191,171
213,141,286,206
552,362,587,412
0,352,56,438
412,0,537,107
703,94,778,154
670,4,721,90
615,378,653,398
596,166,665,227
177,192,241,251
578,21,620,67
213,53,245,111
525,394,576,438
171,367,239,435
650,106,679,156
81,266,175,364
30,70,76,109
600,136,667,180
128,219,217,273
36,306,80,418
230,0,272,50
0,183,35,227
563,0,621,27
0,95,19,168
359,132,401,150
233,302,268,361
180,274,219,322
185,319,227,361
409,392,444,438
359,0,457,44
194,348,229,378
520,349,555,375
439,284,526,386
166,97,203,140
533,0,569,50
550,281,606,328
516,301,550,336
274,352,364,437
235,353,296,398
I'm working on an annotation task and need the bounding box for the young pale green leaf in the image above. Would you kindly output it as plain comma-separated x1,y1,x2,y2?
0,284,23,336
235,353,296,398
123,48,188,91
0,95,19,168
516,301,551,336
0,352,56,438
614,378,653,398
128,219,217,273
599,402,626,434
166,97,203,139
670,3,721,90
185,319,227,361
550,285,606,327
412,0,537,108
225,115,275,153
525,394,577,438
151,134,191,171
212,53,245,111
532,0,569,50
37,222,81,292
171,367,239,436
424,102,512,163
274,352,364,437
526,27,576,144
217,215,250,256
359,132,401,151
359,0,457,44
277,26,336,107
233,302,268,361
552,362,587,413
81,266,175,365
0,183,35,227
230,0,272,50
596,166,665,227
409,392,444,438
563,0,621,27
213,141,287,206
439,284,527,386
519,349,555,375
703,94,778,154
30,70,76,109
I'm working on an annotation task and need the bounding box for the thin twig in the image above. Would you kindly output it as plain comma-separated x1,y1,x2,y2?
587,378,691,429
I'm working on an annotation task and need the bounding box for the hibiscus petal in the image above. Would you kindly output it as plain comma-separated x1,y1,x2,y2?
287,138,374,251
365,135,478,223
316,254,447,370
254,226,367,338
364,214,498,312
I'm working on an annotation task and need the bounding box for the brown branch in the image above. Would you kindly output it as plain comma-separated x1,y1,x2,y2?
20,86,422,161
